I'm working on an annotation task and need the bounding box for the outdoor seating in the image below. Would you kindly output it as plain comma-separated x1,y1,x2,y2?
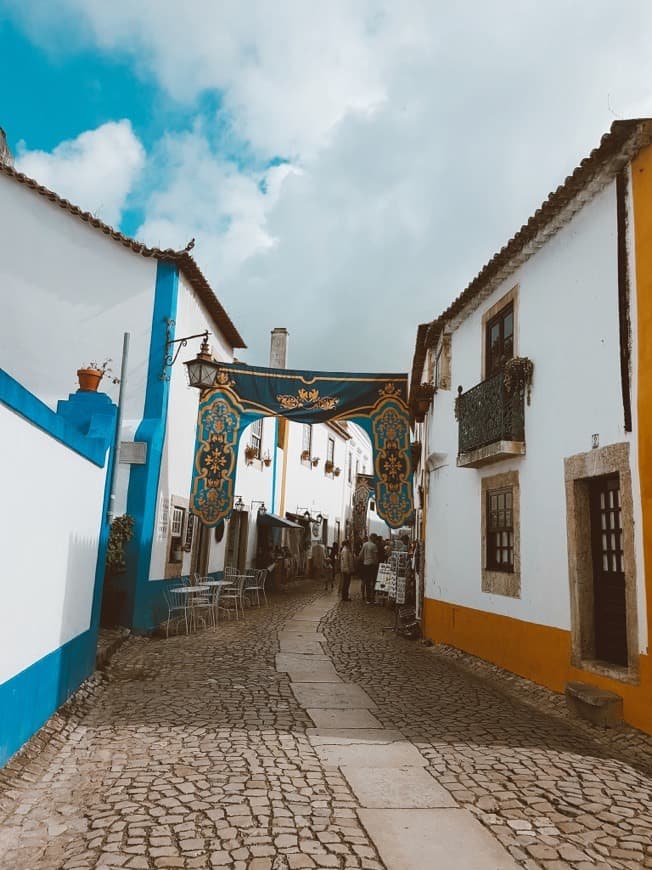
244,568,268,607
187,585,213,630
163,587,190,637
219,573,246,619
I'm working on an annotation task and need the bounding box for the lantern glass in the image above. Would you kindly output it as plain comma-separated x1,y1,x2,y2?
185,357,219,389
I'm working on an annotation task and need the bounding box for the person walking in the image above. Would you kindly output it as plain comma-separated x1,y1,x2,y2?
339,539,354,601
311,540,326,585
358,535,378,604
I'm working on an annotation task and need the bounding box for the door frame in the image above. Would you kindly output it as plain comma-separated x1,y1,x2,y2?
564,442,639,680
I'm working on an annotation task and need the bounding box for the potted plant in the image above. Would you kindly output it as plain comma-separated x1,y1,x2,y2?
333,466,341,477
77,358,120,392
311,456,320,467
325,460,334,474
244,444,259,464
263,451,272,467
301,449,311,461
105,514,135,574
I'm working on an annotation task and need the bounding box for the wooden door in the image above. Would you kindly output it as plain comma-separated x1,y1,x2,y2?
589,474,627,666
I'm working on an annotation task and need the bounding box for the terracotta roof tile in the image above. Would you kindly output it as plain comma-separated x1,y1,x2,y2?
0,161,246,349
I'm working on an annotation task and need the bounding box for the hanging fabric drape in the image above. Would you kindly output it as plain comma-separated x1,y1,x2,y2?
190,362,414,529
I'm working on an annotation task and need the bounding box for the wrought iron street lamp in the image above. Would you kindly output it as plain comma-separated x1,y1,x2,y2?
183,333,222,390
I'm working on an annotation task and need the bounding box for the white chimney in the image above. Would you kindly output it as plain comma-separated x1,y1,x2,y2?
0,128,14,167
269,328,288,370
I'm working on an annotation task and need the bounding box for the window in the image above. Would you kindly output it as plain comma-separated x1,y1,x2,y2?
327,437,335,467
348,453,352,483
302,424,312,457
485,302,514,378
250,418,263,459
486,487,514,571
171,506,185,537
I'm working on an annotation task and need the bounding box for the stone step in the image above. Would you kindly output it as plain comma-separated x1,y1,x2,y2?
565,681,623,727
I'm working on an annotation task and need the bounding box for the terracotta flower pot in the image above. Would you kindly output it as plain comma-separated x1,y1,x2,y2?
77,368,104,392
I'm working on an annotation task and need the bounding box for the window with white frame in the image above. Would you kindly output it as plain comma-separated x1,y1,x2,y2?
250,418,263,459
302,423,312,458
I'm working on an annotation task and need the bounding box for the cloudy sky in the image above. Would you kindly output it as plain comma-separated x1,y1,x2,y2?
3,1,652,371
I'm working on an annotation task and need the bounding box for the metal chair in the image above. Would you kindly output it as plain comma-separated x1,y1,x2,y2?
245,569,268,607
219,573,246,619
164,587,190,637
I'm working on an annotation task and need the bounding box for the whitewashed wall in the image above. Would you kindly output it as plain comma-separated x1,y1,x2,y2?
150,275,235,580
282,423,347,544
424,179,646,648
0,174,157,521
0,404,107,683
231,416,277,567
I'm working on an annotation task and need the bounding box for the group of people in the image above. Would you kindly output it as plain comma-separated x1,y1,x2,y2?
311,533,411,603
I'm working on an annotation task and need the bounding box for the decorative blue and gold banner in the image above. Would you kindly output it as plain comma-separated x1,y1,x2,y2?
190,363,414,529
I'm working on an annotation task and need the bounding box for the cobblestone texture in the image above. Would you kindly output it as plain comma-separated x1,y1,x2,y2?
322,596,652,870
0,584,381,869
2,583,652,868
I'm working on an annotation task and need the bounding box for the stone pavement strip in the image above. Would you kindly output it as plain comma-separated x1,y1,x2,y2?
2,582,652,868
287,596,518,870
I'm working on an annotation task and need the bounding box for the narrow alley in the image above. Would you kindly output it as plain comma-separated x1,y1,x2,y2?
1,582,651,870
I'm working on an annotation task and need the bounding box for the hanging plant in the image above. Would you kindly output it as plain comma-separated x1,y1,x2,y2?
244,444,259,463
106,514,135,574
503,357,534,404
454,386,463,422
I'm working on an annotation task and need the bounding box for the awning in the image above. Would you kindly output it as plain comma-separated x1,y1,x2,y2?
257,513,303,529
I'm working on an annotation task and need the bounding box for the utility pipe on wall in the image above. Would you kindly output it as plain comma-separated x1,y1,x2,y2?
107,331,130,525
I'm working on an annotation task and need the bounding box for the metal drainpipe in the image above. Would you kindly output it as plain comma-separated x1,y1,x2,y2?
107,332,130,525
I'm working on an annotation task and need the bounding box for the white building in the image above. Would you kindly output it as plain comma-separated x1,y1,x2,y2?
223,328,376,581
410,120,652,734
0,158,246,647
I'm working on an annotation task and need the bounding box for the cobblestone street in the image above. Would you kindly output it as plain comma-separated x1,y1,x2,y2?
2,581,652,869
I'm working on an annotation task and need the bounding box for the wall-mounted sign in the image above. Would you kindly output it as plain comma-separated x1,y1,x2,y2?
184,512,196,551
119,441,147,464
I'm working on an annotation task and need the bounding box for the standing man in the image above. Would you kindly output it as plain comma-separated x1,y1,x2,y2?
339,539,354,601
358,535,378,604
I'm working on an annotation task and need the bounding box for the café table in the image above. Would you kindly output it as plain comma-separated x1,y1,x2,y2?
169,585,210,632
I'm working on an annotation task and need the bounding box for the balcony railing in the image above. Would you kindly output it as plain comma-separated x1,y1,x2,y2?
457,372,525,458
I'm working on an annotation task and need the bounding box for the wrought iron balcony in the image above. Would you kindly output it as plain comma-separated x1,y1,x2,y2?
456,368,529,468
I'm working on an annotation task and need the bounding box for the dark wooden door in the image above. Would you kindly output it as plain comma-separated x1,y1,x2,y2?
589,474,627,666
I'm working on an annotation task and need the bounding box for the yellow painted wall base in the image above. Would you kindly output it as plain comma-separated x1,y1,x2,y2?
423,597,652,735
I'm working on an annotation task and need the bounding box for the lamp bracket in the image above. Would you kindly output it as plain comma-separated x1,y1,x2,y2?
160,319,211,381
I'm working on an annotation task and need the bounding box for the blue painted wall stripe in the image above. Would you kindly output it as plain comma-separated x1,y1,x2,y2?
0,369,111,466
124,261,179,631
0,628,97,766
0,382,116,768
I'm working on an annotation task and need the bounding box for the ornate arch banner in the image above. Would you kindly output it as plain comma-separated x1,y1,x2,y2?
352,473,375,552
190,363,414,529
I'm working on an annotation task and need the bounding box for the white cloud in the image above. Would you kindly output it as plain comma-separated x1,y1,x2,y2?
8,2,652,369
15,120,145,227
136,128,299,278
